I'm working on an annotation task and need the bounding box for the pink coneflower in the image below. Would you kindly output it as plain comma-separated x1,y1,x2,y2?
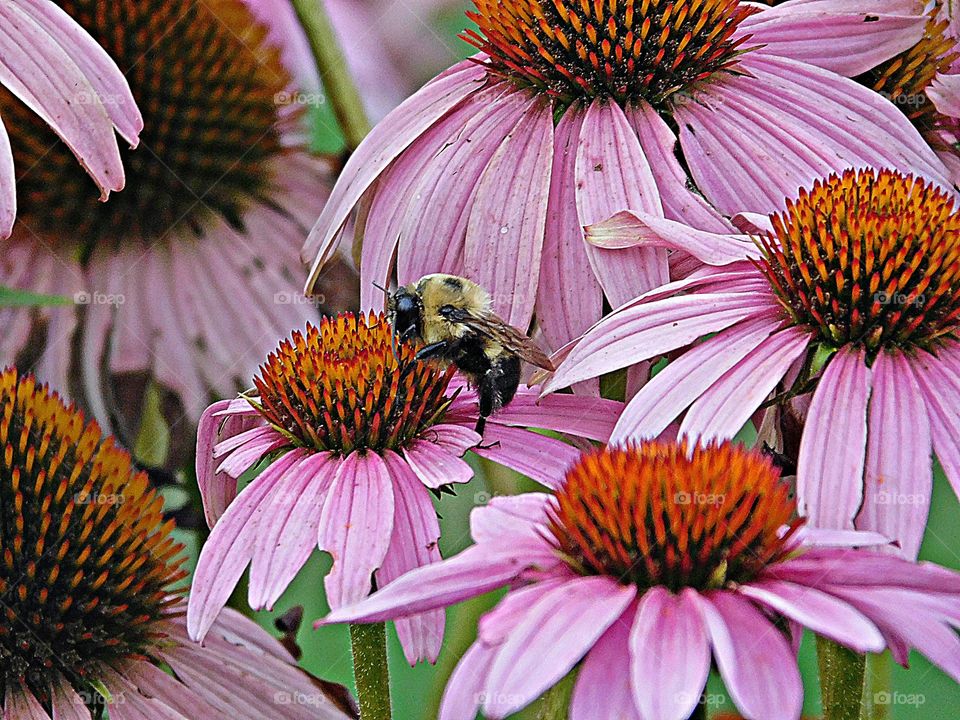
0,0,338,424
186,312,620,664
304,0,950,355
0,0,142,238
545,167,960,560
0,367,354,720
323,441,960,720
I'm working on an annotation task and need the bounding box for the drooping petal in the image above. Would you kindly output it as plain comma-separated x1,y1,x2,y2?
318,451,396,609
856,351,932,559
909,345,960,500
928,73,960,118
469,493,554,545
377,451,445,665
4,682,51,720
796,346,871,531
491,391,621,441
630,587,710,720
570,618,640,720
575,98,668,307
612,317,782,443
402,440,474,488
464,97,554,328
537,103,604,355
304,60,486,286
0,115,14,237
680,327,811,444
483,577,637,719
471,422,583,489
49,677,91,720
438,642,496,720
735,0,927,76
694,591,803,720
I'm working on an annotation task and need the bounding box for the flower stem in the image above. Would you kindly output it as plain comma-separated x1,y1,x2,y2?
291,0,371,151
349,623,392,720
817,636,866,720
534,672,575,720
861,652,893,720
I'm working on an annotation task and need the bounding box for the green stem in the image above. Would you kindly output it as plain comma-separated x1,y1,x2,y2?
349,623,392,720
291,0,371,151
817,636,866,720
534,672,576,720
861,652,893,720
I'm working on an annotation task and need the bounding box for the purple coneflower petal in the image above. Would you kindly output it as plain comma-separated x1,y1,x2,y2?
477,578,569,645
680,327,810,444
216,427,287,479
428,423,482,455
928,73,960,118
397,85,532,286
318,451,395,609
471,422,583,489
304,59,486,286
570,619,639,720
482,577,636,719
378,451,445,665
49,677,90,720
248,452,338,610
403,440,474,488
857,351,932,559
491,392,621,441
0,120,15,239
630,587,710,720
438,642,495,720
4,682,49,720
537,102,603,355
464,98,553,328
612,317,782,443
196,400,242,526
797,347,871,531
575,99,668,307
469,494,555,545
906,346,960,501
738,580,884,652
736,0,927,76
116,662,219,718
187,449,309,641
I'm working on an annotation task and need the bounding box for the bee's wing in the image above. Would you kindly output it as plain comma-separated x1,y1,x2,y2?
463,310,556,371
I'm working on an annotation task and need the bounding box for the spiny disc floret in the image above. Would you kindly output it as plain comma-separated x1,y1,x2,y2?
757,168,960,353
0,369,186,706
463,0,756,105
548,442,800,592
253,313,456,455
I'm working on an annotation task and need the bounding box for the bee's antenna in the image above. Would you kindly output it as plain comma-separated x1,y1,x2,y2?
371,281,389,295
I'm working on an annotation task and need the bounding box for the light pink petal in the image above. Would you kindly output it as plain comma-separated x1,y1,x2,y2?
49,677,91,720
0,3,124,198
4,683,51,720
428,423,481,456
575,98,668,308
0,118,13,237
320,543,552,625
856,351,932,559
537,103,604,354
909,346,960,500
469,493,554,545
680,327,811,444
796,346,871,530
612,317,782,443
694,591,803,720
483,577,637,718
397,84,533,285
626,101,734,233
732,212,775,235
118,661,220,719
248,452,337,610
795,526,890,548
477,578,570,645
318,451,395,609
186,449,308,641
676,53,951,216
377,451,445,665
928,73,960,118
491,390,622,441
304,60,486,286
402,440,474,488
438,642,495,720
737,580,884,652
464,98,553,328
544,293,769,392
630,587,710,720
471,422,583,489
212,424,279,459
570,617,640,720
736,0,927,76
587,210,759,264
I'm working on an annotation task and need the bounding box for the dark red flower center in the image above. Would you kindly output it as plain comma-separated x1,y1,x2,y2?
462,0,756,106
548,441,800,591
0,368,186,710
756,168,960,353
252,313,457,455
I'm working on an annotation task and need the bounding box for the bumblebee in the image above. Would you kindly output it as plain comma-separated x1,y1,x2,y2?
388,274,555,435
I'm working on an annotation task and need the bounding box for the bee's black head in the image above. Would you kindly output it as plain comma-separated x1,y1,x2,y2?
388,288,424,343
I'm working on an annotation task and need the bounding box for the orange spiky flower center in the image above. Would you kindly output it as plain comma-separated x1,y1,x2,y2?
548,441,801,591
0,368,186,707
1,0,289,246
462,0,757,106
253,313,457,455
756,168,960,354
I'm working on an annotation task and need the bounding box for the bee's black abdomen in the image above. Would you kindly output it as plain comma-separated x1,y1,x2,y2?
493,355,522,409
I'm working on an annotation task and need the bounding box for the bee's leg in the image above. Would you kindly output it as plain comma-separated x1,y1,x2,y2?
415,341,450,361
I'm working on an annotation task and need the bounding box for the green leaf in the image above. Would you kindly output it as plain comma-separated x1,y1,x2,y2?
0,286,72,307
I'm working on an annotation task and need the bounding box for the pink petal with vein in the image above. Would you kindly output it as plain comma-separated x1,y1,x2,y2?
469,493,554,545
928,73,960,118
438,643,495,720
4,682,50,720
0,119,12,237
796,347,871,530
909,345,960,500
49,678,90,720
570,618,640,720
492,391,621,441
403,440,474,488
472,422,583,489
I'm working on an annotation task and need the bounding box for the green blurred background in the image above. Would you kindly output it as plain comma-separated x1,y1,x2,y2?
165,4,960,718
